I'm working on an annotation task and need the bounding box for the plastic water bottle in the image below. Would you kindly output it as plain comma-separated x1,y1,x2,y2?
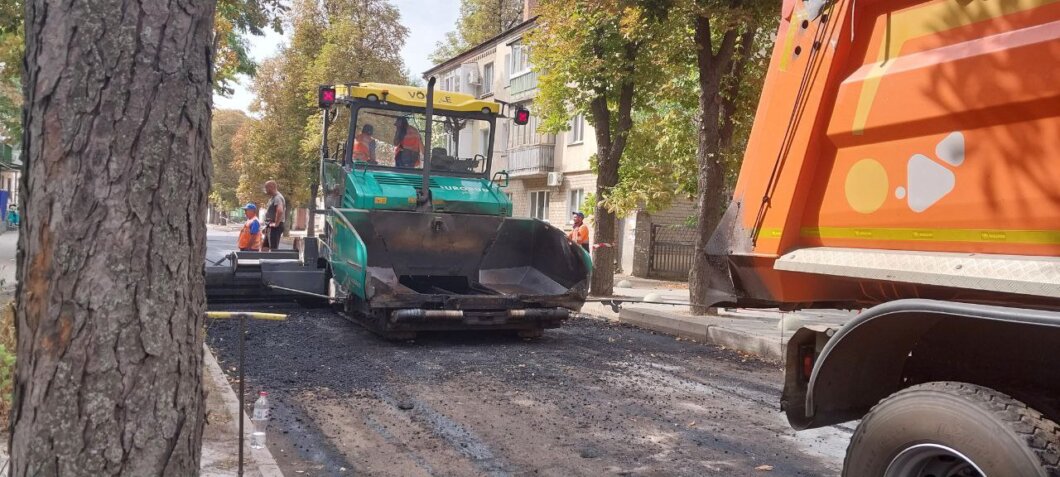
252,391,269,420
249,422,267,449
250,392,269,449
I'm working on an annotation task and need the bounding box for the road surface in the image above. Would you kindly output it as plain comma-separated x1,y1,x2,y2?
204,227,851,476
205,307,851,476
206,227,240,264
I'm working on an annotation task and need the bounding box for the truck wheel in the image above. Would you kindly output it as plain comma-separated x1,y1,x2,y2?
843,381,1060,477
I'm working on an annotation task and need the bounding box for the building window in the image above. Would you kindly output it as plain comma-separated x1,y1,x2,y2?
442,70,461,93
568,114,585,144
568,189,585,220
510,44,531,78
480,129,490,156
530,191,550,221
482,62,494,95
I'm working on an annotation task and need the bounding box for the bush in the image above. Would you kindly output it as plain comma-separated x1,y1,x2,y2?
0,301,14,422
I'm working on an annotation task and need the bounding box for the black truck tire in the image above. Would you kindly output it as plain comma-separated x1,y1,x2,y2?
843,381,1060,477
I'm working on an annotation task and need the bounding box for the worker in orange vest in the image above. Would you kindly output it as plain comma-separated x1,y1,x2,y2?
393,117,422,168
237,203,263,251
568,212,590,252
352,124,377,163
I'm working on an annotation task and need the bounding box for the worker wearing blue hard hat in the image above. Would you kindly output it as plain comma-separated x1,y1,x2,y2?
238,203,262,251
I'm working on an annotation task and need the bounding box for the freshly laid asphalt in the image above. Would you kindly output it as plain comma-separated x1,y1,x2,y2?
205,227,850,476
205,306,850,476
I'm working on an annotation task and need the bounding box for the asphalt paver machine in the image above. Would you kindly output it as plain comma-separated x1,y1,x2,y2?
206,80,591,338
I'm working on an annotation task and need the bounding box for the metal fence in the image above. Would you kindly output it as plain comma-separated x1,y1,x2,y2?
648,224,696,280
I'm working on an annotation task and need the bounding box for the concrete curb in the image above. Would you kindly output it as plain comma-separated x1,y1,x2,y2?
203,345,285,477
617,307,785,361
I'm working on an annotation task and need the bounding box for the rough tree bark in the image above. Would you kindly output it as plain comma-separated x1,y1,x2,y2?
720,30,757,150
587,42,637,297
688,15,747,315
12,0,214,474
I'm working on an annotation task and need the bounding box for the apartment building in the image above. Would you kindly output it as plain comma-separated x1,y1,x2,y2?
424,8,697,280
425,17,593,220
0,142,19,206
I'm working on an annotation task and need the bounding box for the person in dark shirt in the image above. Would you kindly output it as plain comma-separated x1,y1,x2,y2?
262,180,286,252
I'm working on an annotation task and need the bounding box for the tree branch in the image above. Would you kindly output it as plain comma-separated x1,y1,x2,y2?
590,94,611,154
608,41,638,164
713,28,740,79
695,13,712,69
720,27,756,149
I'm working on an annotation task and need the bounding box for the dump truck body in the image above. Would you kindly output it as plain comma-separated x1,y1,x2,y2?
707,0,1060,310
713,1,1060,474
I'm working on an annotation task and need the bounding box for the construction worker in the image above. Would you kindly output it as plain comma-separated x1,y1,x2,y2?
262,180,286,252
237,203,262,251
353,124,377,163
569,212,590,252
393,117,422,168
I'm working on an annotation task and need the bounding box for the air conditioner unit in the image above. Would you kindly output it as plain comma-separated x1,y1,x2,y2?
546,172,563,187
463,63,480,85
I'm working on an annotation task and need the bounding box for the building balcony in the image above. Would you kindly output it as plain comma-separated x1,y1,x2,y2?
508,71,538,101
506,143,555,178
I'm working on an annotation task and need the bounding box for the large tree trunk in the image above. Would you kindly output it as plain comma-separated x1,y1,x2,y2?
12,0,214,474
588,95,617,297
689,17,739,315
587,42,637,297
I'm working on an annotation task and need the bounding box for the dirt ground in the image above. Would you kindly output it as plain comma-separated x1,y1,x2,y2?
205,306,850,477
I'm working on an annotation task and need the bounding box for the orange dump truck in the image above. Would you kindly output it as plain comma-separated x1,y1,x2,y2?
705,0,1060,474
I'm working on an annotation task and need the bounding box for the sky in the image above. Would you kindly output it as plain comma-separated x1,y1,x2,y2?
213,0,461,113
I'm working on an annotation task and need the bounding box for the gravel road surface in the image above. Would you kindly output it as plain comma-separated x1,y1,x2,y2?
205,305,850,477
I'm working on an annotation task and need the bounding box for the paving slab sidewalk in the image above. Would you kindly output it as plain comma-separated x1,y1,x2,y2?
202,345,284,477
0,346,280,476
581,275,857,361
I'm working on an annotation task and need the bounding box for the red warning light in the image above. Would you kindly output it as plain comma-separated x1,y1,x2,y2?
318,86,336,108
514,107,530,125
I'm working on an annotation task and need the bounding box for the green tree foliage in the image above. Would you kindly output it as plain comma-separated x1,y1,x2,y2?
608,74,700,215
530,0,774,297
529,0,677,296
215,0,287,95
211,109,252,212
602,1,773,217
430,0,524,64
0,77,18,146
0,0,23,144
0,0,286,144
236,0,409,209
